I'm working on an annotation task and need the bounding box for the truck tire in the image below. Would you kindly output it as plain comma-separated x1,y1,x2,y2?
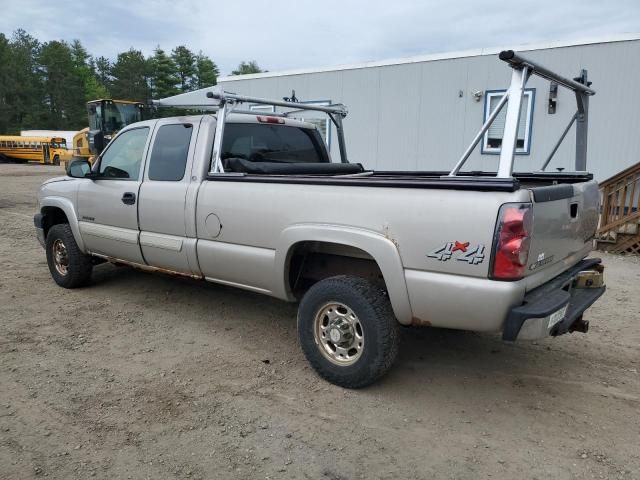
297,275,399,388
45,224,93,288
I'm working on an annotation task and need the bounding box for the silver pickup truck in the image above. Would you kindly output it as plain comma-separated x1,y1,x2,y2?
35,51,605,388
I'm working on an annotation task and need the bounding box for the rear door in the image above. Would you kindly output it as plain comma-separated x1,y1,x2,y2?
77,126,151,263
137,119,200,275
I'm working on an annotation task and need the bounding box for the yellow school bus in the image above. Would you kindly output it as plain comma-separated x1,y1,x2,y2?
0,136,71,165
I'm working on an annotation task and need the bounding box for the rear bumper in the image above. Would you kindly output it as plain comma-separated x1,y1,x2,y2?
34,213,45,248
503,258,605,341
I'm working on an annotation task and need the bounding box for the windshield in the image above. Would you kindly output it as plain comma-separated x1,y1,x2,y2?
221,124,328,163
102,103,142,134
50,139,66,149
88,102,142,134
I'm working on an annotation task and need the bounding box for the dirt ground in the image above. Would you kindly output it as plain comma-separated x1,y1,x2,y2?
0,162,638,480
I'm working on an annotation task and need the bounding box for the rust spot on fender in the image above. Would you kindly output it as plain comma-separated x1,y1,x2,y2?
382,224,400,249
411,316,432,327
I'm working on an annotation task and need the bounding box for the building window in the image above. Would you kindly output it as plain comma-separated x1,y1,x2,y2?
482,89,535,155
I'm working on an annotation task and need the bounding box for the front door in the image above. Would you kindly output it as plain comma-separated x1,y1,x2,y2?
77,126,151,263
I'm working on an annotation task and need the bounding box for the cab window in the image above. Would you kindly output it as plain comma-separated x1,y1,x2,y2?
221,124,328,164
148,124,193,181
98,127,149,180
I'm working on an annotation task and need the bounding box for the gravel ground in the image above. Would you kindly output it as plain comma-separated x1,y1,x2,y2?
0,163,639,480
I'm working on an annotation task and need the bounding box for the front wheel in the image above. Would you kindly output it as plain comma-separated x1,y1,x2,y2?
297,276,399,388
45,224,93,288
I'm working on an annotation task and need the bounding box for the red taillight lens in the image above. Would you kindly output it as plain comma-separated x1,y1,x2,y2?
257,115,285,124
491,203,533,280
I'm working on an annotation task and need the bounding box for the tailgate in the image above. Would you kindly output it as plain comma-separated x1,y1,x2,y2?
525,180,600,276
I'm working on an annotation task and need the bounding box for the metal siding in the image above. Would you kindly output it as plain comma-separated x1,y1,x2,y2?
301,72,343,161
340,68,380,168
375,64,422,170
416,59,467,170
576,41,640,181
219,40,640,180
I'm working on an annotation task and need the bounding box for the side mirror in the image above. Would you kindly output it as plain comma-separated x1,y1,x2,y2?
67,159,93,178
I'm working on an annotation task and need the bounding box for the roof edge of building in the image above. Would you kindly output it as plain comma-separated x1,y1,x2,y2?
219,33,640,82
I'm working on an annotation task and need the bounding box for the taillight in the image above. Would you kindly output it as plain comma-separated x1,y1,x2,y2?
257,116,284,124
491,203,533,280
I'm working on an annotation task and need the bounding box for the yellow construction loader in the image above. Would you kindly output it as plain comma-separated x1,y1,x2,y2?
69,99,144,166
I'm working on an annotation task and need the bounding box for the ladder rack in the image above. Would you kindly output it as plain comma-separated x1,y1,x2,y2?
449,50,595,178
154,88,349,172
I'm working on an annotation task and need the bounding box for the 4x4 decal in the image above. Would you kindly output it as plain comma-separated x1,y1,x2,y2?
428,241,486,264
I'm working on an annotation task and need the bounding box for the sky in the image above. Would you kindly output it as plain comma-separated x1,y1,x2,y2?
1,0,639,76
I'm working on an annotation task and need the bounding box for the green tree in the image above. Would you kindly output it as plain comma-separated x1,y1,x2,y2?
68,39,109,102
6,29,44,132
150,47,178,99
95,56,112,86
195,51,219,88
0,31,230,132
171,45,196,92
231,60,264,76
39,40,86,128
84,75,110,102
0,33,12,133
70,39,89,68
110,48,151,103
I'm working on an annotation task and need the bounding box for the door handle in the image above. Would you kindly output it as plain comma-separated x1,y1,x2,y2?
121,192,136,205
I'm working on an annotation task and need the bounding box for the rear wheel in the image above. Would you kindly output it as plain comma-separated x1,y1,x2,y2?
45,224,93,288
297,276,399,388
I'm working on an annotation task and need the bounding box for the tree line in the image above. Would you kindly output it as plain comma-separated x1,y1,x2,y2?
0,29,265,134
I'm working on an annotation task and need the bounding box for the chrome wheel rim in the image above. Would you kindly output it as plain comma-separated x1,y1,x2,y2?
314,302,364,366
52,239,69,276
